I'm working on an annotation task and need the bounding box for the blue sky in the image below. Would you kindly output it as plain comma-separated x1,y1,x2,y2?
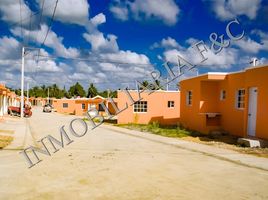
0,0,267,90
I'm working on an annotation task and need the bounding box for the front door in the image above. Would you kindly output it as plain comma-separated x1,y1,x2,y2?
247,87,258,137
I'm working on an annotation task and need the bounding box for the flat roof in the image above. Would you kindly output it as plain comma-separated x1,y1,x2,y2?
117,89,179,93
180,64,268,82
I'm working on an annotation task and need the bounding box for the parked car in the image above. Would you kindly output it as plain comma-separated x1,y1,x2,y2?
8,104,32,117
43,104,52,113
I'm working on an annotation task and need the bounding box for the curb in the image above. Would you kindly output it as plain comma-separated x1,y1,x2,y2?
102,124,268,172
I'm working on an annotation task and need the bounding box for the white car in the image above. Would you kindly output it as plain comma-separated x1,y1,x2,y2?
43,104,52,113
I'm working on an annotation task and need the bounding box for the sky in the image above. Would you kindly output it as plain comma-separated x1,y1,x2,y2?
0,0,267,91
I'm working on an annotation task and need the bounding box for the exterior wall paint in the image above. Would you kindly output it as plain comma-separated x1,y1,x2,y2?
180,65,268,140
53,99,76,115
52,98,115,116
117,90,180,125
0,84,18,118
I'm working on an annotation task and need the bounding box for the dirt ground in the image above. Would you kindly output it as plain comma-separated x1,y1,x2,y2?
0,108,268,200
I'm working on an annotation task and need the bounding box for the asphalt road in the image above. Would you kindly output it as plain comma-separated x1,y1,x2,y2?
0,108,268,200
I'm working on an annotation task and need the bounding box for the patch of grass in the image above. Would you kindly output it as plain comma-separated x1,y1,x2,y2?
115,122,198,138
0,135,13,149
115,122,268,158
0,129,14,134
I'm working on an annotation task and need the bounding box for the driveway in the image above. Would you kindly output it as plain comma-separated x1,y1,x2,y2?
0,107,268,200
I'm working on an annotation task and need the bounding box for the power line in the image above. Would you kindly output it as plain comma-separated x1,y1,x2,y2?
26,10,33,46
35,0,58,81
39,0,58,48
34,0,45,47
35,54,154,66
19,0,23,44
0,0,57,33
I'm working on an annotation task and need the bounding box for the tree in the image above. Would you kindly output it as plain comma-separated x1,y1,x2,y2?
139,80,162,90
69,82,86,97
140,80,149,89
87,83,98,98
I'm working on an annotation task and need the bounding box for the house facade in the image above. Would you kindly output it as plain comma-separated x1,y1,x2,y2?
179,65,268,140
0,84,18,117
29,97,48,107
117,90,180,125
52,96,116,116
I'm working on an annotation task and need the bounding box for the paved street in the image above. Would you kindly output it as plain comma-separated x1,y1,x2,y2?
0,108,268,200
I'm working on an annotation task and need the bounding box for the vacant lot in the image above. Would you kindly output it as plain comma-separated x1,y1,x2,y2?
0,108,268,200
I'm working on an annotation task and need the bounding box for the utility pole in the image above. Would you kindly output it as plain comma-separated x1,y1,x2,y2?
20,47,25,118
26,82,29,105
166,77,169,91
107,89,110,98
47,87,50,104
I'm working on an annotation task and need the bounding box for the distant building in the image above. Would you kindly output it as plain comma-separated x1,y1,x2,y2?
52,96,117,116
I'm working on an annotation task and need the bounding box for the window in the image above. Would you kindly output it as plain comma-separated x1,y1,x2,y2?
187,91,192,106
168,101,175,108
63,103,68,108
134,101,147,113
98,104,105,111
236,89,245,109
220,90,226,100
81,103,85,109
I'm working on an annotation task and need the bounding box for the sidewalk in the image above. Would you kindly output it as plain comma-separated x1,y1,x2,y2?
0,116,37,150
103,124,268,171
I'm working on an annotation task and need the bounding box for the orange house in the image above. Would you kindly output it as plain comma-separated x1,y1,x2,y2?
0,84,18,117
52,96,116,116
179,64,268,140
117,90,180,125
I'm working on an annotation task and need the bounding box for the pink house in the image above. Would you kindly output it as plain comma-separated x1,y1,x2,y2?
117,90,180,125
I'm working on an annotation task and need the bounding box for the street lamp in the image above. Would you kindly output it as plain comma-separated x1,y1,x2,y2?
20,46,40,118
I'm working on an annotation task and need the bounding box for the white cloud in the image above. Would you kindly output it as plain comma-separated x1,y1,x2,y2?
109,4,129,21
251,30,268,51
0,36,21,60
39,0,90,26
25,59,62,73
0,35,72,88
0,0,32,25
83,13,119,53
0,8,154,90
151,37,181,49
11,24,80,58
100,50,150,65
110,0,180,25
83,33,119,53
205,0,261,21
163,39,238,70
234,37,263,54
90,13,106,27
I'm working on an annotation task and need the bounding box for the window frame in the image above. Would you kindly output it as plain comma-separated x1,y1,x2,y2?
133,101,148,113
168,100,175,108
236,89,245,109
186,90,192,106
220,90,226,101
98,104,105,111
81,103,85,110
62,103,68,108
